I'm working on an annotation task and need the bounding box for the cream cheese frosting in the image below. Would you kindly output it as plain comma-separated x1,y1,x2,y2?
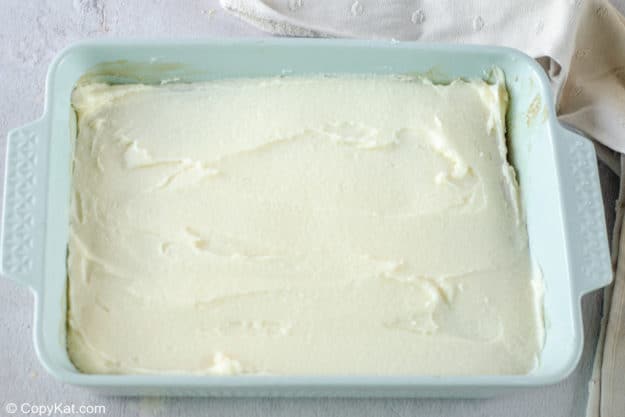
67,73,544,375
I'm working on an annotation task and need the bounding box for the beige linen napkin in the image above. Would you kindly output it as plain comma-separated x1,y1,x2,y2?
220,1,625,415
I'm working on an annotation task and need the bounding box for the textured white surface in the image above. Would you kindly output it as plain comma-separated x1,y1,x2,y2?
0,1,618,416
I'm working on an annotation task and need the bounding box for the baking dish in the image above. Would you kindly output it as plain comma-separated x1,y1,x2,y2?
0,39,612,397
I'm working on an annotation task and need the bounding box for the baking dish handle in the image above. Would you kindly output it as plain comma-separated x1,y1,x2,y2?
557,123,613,296
0,118,49,292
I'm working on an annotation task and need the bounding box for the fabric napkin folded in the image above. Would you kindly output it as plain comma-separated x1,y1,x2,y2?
220,1,625,416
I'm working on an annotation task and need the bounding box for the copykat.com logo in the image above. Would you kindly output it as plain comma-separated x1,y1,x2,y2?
4,402,106,416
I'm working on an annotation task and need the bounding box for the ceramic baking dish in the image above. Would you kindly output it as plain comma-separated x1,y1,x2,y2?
0,39,612,397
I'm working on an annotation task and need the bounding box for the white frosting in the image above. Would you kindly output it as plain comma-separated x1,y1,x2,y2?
67,73,544,375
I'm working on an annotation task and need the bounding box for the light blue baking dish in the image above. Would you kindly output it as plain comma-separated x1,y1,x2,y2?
1,39,612,397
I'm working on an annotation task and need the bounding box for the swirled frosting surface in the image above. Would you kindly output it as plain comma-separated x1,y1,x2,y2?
67,74,544,375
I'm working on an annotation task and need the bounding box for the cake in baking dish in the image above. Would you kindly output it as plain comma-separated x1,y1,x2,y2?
67,73,544,375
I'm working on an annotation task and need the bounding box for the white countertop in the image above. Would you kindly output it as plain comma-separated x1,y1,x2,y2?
0,1,619,416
